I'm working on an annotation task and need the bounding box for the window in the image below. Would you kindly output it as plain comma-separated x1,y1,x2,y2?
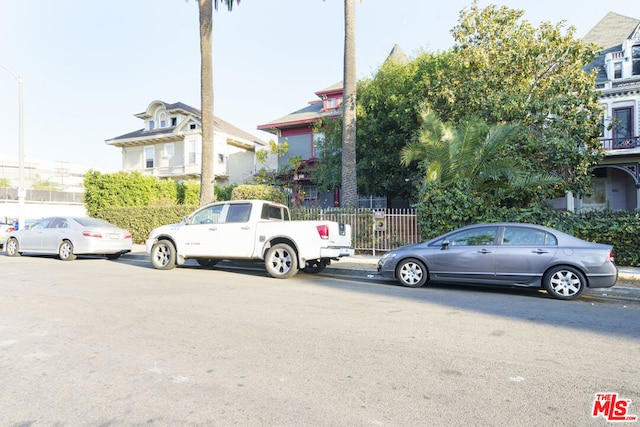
159,112,166,128
191,204,223,224
171,117,177,127
302,185,318,201
439,226,497,247
187,140,197,164
218,153,225,163
149,120,155,130
144,146,155,168
261,204,286,220
633,45,640,76
613,107,633,143
225,204,252,223
502,227,557,246
163,143,175,158
614,62,622,79
189,123,197,130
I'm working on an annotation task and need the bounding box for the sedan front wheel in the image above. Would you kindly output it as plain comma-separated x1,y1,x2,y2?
543,266,586,300
396,258,428,288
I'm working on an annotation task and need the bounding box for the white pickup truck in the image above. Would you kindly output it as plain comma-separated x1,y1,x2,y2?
145,199,355,278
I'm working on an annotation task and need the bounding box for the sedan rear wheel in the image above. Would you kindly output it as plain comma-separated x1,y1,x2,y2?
396,258,428,288
150,240,176,270
543,266,586,300
58,240,77,261
6,237,21,257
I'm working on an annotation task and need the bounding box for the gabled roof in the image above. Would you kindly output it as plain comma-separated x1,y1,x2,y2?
107,101,266,146
582,12,640,50
582,12,640,82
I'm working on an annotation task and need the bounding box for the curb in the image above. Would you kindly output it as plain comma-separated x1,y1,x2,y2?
126,252,640,299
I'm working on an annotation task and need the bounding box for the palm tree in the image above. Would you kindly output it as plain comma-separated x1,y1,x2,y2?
340,0,357,207
400,109,561,205
198,0,239,205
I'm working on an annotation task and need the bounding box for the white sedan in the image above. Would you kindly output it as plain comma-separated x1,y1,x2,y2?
5,217,132,261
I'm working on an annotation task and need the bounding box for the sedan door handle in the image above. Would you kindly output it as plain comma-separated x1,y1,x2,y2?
532,249,549,254
478,249,494,254
208,227,217,231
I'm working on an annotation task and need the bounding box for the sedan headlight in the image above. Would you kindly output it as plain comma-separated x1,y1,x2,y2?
380,252,397,260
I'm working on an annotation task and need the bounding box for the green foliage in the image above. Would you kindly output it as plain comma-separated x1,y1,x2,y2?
83,170,180,217
231,184,287,204
215,184,236,201
310,117,343,192
99,205,197,244
177,179,201,205
254,139,290,185
414,185,640,266
403,109,562,207
355,2,603,200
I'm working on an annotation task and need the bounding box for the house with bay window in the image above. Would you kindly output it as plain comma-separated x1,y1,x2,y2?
106,100,266,186
580,12,640,211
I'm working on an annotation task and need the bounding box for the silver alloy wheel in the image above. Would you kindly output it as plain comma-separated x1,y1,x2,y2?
397,259,427,288
59,240,77,261
543,266,586,300
265,243,298,279
6,237,20,257
150,240,176,270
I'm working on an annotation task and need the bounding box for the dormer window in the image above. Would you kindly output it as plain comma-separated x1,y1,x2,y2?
149,120,155,130
614,62,622,79
633,45,640,76
159,112,167,128
189,123,197,130
171,117,177,127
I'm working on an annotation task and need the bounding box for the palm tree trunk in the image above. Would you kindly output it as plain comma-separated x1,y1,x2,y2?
199,0,215,205
341,0,357,208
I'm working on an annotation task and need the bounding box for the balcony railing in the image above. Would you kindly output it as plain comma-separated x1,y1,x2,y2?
601,136,640,150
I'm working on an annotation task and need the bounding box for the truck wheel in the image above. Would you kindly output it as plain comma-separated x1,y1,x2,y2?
265,243,298,279
196,258,219,268
303,259,328,274
150,240,176,270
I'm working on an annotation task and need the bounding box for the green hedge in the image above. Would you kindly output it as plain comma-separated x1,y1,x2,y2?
414,188,640,266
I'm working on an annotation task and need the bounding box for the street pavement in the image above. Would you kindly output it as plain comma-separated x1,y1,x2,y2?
132,245,640,299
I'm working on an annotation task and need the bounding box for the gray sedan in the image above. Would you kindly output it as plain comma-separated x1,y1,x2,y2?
377,223,618,300
5,217,132,261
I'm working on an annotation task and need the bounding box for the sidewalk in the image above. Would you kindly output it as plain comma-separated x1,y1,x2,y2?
130,245,640,297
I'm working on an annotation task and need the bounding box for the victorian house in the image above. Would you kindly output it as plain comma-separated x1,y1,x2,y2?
106,101,266,186
581,12,640,211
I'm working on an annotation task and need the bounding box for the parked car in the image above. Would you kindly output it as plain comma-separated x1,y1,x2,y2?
0,222,15,248
5,217,132,261
377,223,618,300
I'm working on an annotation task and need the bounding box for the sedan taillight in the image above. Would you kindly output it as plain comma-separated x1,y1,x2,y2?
606,250,614,263
124,234,132,239
82,231,103,238
316,224,329,240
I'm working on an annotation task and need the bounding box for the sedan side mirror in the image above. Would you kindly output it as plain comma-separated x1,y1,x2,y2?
441,240,450,250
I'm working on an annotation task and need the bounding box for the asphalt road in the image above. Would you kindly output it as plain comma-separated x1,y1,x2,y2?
1,254,639,426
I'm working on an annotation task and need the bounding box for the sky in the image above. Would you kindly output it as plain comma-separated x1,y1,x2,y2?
2,0,640,171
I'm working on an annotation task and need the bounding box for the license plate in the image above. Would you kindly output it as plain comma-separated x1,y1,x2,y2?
109,233,119,239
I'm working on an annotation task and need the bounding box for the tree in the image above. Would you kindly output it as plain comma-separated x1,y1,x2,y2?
198,0,239,206
354,2,602,201
400,109,561,207
340,0,357,207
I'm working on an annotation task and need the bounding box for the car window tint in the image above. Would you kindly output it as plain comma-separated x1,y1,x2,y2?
449,227,497,246
502,227,558,246
32,218,53,229
74,218,111,227
192,205,223,224
225,204,252,223
261,204,284,220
